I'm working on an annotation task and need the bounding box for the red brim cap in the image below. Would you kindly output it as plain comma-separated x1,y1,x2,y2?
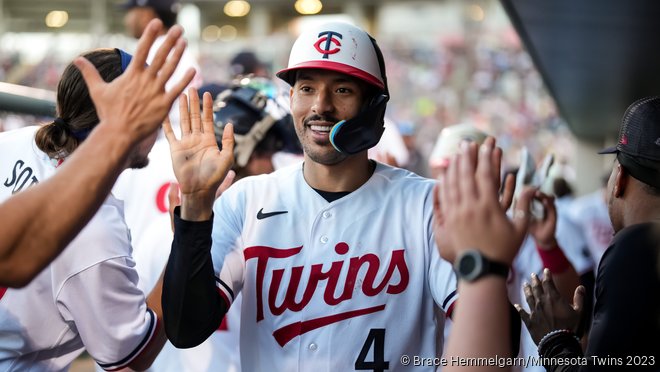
276,61,385,90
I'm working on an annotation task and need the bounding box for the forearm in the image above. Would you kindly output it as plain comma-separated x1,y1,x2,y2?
163,208,227,348
445,277,511,371
0,123,134,287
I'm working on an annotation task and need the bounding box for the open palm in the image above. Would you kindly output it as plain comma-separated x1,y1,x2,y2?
164,88,234,200
433,138,534,265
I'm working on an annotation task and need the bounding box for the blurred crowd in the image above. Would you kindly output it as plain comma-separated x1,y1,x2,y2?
0,25,574,178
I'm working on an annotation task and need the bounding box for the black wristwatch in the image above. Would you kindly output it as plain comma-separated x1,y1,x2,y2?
454,249,509,282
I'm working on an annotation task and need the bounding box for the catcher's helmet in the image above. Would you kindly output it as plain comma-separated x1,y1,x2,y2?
213,77,301,168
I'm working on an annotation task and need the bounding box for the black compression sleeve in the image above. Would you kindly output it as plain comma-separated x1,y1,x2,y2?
162,207,229,348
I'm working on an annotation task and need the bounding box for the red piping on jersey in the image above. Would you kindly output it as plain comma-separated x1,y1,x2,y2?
272,304,385,347
128,316,163,367
216,286,231,308
446,301,456,319
212,287,230,331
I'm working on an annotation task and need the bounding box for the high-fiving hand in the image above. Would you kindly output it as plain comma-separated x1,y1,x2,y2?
433,137,535,265
164,87,235,221
516,269,585,344
75,19,195,145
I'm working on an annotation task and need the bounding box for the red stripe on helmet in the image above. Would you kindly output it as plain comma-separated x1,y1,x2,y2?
277,60,384,90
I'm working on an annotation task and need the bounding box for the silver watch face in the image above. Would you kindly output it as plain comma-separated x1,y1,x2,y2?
456,250,484,281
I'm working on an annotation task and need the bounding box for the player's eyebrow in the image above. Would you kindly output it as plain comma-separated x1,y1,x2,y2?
296,72,360,86
296,72,318,82
332,78,360,87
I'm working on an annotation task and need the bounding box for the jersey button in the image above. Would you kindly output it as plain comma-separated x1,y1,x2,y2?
322,211,332,219
320,236,329,244
309,343,318,351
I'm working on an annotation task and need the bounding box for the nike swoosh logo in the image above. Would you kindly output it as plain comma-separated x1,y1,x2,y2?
272,304,386,347
257,208,288,220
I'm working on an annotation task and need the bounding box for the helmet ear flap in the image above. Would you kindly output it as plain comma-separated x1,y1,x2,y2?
329,93,389,155
327,35,389,155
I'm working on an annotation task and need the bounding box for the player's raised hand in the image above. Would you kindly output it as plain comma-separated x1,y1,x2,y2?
434,137,535,265
515,269,585,345
74,19,195,145
164,88,234,221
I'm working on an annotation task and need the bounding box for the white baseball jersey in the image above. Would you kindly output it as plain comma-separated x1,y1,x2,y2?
508,197,593,372
568,190,614,267
211,162,458,371
0,126,157,372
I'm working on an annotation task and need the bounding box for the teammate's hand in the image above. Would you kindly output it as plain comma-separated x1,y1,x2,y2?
164,87,235,221
528,191,558,249
515,269,585,344
434,137,535,265
74,19,195,145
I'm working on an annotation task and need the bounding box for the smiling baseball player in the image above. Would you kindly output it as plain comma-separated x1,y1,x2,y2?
162,22,458,371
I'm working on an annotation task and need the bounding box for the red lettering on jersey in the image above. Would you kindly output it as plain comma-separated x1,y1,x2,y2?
0,287,6,300
244,245,303,321
156,183,171,213
244,242,410,346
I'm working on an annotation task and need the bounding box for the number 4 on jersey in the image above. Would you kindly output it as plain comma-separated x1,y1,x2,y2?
355,328,389,372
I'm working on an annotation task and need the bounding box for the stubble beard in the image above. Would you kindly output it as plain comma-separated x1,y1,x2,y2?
296,122,347,166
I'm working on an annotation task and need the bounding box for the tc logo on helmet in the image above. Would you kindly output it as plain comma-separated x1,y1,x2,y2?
314,31,342,59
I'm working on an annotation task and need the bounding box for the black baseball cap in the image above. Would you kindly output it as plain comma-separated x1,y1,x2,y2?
599,96,660,188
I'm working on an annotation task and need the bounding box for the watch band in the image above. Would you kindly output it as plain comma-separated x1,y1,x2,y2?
454,249,509,282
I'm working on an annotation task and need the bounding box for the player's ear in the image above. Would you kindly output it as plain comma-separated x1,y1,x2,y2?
613,163,627,197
